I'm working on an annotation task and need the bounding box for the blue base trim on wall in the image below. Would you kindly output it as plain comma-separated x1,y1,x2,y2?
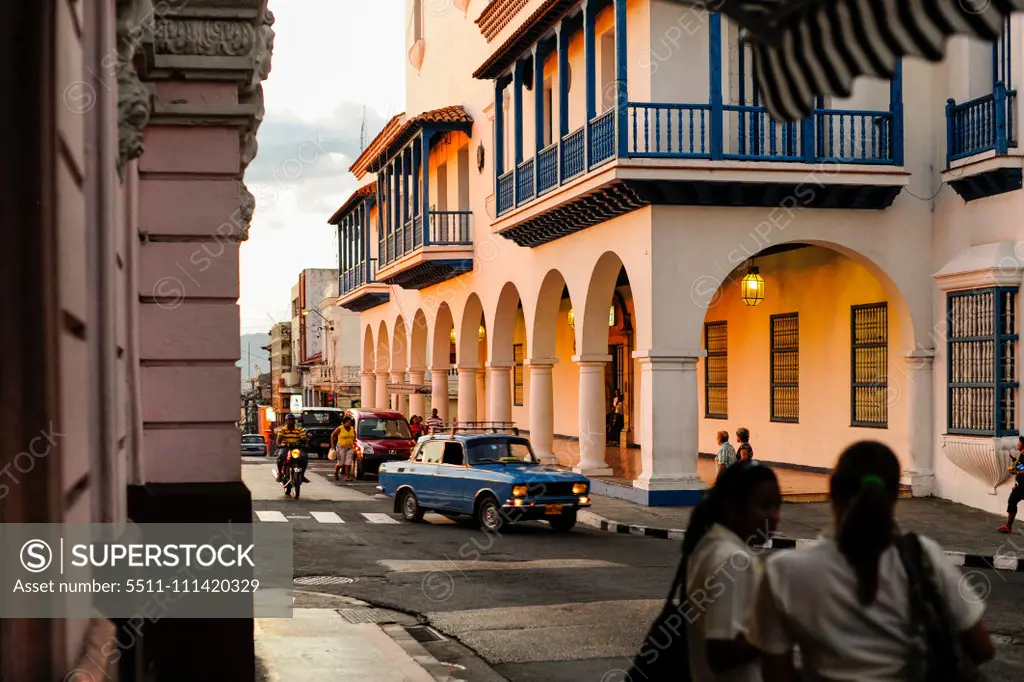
590,478,705,507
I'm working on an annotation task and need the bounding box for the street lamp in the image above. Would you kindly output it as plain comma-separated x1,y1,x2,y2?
740,266,765,306
302,308,335,331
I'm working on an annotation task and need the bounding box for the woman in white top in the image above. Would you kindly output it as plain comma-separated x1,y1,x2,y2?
683,459,783,682
750,440,995,681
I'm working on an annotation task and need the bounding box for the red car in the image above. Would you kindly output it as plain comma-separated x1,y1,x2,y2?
344,409,416,480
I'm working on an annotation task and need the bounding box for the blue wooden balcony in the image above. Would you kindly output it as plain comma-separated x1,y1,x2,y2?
944,82,1021,202
946,83,1017,163
338,258,389,312
495,102,901,217
375,210,473,289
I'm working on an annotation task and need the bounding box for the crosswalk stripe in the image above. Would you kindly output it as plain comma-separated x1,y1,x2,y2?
362,513,400,524
310,511,345,524
255,510,287,522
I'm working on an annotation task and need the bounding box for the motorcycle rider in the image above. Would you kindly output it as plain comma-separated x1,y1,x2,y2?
275,413,310,484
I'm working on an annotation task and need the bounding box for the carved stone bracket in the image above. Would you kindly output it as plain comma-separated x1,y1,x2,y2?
115,0,157,179
134,0,275,238
941,434,1018,493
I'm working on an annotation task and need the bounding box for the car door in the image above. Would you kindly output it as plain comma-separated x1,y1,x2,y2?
401,440,443,508
432,441,476,513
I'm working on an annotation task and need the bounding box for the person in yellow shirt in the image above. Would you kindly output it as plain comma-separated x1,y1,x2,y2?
332,416,357,481
275,414,309,484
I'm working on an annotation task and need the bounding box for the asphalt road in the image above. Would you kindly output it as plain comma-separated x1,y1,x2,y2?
245,456,1024,681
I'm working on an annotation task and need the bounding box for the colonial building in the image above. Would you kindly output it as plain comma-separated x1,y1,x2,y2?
331,0,1024,515
0,0,273,678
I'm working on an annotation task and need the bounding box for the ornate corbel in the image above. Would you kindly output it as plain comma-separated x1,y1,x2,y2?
115,0,157,179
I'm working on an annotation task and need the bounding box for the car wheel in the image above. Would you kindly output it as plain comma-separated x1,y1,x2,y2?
354,456,365,481
400,490,425,522
476,495,504,533
549,511,577,532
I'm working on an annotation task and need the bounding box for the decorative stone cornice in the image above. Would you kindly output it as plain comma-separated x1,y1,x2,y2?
153,18,258,56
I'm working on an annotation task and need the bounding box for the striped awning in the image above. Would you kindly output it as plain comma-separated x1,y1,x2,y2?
715,0,1024,122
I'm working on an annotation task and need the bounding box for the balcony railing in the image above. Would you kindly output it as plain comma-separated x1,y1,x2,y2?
946,82,1018,164
496,100,901,217
378,210,473,268
340,257,379,296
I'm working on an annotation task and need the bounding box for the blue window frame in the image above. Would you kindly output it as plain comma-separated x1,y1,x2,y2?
947,287,1019,436
851,302,888,428
770,313,799,423
704,321,727,419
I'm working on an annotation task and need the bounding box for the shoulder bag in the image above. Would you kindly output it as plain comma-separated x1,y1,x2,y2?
624,549,692,681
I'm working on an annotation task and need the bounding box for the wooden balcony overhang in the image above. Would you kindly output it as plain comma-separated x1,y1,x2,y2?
337,283,390,313
495,158,908,248
328,183,376,225
350,106,474,177
473,0,578,80
941,153,1024,203
375,246,474,290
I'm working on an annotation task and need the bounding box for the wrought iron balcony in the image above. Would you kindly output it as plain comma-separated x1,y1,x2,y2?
338,258,389,312
375,210,474,290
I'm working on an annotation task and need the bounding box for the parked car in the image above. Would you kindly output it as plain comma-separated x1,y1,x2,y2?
297,407,345,459
345,409,417,479
240,433,267,457
376,427,590,532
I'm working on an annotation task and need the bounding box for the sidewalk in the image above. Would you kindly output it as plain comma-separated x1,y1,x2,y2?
579,493,1024,571
255,592,465,682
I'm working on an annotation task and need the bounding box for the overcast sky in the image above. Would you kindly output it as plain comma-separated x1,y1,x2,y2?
239,0,406,334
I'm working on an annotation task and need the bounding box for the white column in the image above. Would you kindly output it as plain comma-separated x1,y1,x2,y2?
457,366,478,422
409,368,427,417
486,362,513,423
526,358,557,464
573,354,613,476
633,351,706,491
430,369,449,421
375,371,389,410
390,371,408,414
476,368,487,420
901,349,936,496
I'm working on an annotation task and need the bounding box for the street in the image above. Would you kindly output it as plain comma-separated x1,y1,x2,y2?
246,458,1024,681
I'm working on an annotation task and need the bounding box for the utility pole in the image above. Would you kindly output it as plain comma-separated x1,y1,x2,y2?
360,105,367,152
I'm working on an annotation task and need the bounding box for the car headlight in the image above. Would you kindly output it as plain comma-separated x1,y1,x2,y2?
572,483,588,495
361,444,374,455
512,485,528,497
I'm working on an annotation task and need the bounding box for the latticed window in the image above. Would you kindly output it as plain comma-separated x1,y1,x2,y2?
705,321,727,419
771,313,799,422
513,344,524,407
852,302,888,428
947,287,1019,436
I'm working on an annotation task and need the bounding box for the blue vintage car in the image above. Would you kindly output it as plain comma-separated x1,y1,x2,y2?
376,428,591,532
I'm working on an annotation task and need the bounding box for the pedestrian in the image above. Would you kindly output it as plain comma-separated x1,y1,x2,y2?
425,408,444,433
736,427,754,461
684,460,782,682
750,440,995,681
409,415,424,440
715,430,737,476
607,390,624,445
997,435,1024,533
331,416,356,482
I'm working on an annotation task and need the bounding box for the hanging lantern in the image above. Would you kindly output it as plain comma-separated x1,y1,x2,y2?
609,305,615,327
567,308,575,328
449,328,456,344
478,325,485,340
740,266,764,306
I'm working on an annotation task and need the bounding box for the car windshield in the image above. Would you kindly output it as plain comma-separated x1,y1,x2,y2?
467,439,536,465
301,411,342,426
357,418,412,440
242,435,264,443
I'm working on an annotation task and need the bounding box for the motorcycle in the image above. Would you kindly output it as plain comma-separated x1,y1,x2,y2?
277,446,308,499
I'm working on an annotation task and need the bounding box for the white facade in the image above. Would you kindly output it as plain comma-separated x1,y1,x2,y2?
330,0,1024,511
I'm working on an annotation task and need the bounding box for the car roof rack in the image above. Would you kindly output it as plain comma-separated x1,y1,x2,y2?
426,421,520,436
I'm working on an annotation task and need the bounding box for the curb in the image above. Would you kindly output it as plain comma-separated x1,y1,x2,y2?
576,510,1024,572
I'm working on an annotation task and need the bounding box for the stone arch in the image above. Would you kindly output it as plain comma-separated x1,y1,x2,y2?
694,239,917,352
458,293,486,368
362,324,375,371
410,309,428,370
392,315,408,372
531,269,573,361
490,282,523,365
579,252,631,357
431,302,455,370
375,320,390,373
